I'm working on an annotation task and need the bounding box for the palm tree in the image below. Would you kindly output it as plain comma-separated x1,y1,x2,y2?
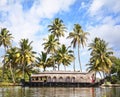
3,47,19,83
67,24,89,72
87,63,102,79
18,39,36,79
43,34,60,54
55,44,74,71
36,52,53,71
87,37,113,79
48,18,67,40
0,28,13,81
0,28,13,51
16,63,36,81
43,34,60,70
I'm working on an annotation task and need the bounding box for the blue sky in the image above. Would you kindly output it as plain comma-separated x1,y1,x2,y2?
0,0,120,71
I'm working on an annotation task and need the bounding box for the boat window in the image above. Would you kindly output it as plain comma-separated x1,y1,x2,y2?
36,77,38,80
53,76,57,82
59,77,63,82
71,77,75,82
32,78,34,81
47,77,51,82
66,77,70,82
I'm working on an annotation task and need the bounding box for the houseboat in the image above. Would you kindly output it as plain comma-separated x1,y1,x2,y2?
21,71,103,87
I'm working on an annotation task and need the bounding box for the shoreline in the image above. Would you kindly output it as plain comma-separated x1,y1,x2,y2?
101,84,120,87
0,82,21,86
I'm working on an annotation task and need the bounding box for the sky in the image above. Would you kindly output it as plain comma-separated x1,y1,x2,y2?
0,0,120,72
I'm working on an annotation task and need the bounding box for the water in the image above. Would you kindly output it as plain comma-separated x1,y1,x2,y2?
0,86,120,97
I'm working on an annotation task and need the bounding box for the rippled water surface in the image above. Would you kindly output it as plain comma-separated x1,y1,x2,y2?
0,86,120,97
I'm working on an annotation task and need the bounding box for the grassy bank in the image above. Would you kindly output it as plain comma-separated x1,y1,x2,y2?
0,82,20,86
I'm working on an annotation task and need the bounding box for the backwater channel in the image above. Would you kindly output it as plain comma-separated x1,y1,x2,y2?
0,86,120,97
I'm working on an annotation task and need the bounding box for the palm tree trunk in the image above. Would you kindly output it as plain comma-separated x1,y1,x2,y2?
13,65,16,82
58,64,60,71
1,63,5,82
22,63,25,79
73,50,75,71
1,47,7,81
43,66,46,71
78,45,82,72
64,65,66,71
9,63,15,83
94,72,96,81
26,71,30,81
53,55,55,70
103,72,106,79
98,72,103,79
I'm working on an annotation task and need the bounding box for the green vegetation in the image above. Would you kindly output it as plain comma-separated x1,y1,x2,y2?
87,38,120,84
87,38,113,78
107,56,120,83
0,18,120,84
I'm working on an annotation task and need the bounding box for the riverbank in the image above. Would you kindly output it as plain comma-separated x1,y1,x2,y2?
0,82,20,86
101,82,120,87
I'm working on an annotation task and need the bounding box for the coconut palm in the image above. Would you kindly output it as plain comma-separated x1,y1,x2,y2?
48,18,66,40
55,44,74,71
67,24,89,72
87,37,113,78
36,51,53,71
16,63,36,81
43,34,60,70
18,39,36,79
3,47,19,83
0,28,13,51
43,34,60,54
0,28,13,81
87,63,102,79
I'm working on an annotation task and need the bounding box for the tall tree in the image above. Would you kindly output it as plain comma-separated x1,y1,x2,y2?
43,34,60,70
48,18,66,40
0,28,13,51
87,37,113,78
18,39,36,79
16,63,36,81
3,47,19,83
36,52,53,71
55,44,74,71
67,24,89,72
0,28,13,81
43,34,60,54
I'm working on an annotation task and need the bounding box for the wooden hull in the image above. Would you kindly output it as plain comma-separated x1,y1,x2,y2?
21,81,102,87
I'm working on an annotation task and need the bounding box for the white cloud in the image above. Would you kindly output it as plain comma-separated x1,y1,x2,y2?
89,0,103,16
0,0,7,6
103,0,120,13
28,0,76,19
59,32,71,47
86,0,120,58
79,2,87,10
88,0,120,16
0,0,76,53
87,21,120,58
88,18,119,41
